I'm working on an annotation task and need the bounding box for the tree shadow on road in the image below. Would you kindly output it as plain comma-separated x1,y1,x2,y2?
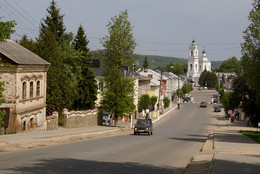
3,158,184,174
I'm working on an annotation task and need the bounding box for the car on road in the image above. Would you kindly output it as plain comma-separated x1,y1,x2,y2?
183,97,190,103
103,112,111,124
200,102,207,108
214,105,221,112
134,119,153,135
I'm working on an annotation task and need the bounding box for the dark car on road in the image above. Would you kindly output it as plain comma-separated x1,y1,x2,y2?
134,119,153,135
183,97,190,103
214,105,221,112
200,102,207,108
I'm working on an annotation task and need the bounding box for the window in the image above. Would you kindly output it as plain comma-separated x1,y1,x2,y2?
30,81,33,98
200,65,202,70
22,82,27,99
191,51,193,56
195,64,197,71
36,81,40,96
190,64,193,71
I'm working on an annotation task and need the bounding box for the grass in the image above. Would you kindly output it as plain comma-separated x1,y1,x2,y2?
239,130,260,144
186,156,194,168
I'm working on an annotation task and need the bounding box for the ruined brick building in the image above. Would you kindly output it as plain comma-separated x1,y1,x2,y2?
0,39,50,132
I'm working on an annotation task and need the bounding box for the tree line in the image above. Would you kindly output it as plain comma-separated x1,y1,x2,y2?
220,0,260,126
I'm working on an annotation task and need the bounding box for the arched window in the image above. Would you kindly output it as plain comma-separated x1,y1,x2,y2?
30,81,33,98
191,51,193,56
22,82,27,99
36,81,40,96
190,64,193,71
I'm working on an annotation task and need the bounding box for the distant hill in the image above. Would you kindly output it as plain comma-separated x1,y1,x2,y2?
136,55,187,69
136,55,222,69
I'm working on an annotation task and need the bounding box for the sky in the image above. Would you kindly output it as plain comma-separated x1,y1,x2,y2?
0,0,253,61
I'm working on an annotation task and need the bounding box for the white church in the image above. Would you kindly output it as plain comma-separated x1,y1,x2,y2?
186,39,211,86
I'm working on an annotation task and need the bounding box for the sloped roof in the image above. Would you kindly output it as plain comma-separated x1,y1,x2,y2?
0,39,50,65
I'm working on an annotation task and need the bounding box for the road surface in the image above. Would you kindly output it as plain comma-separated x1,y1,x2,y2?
0,90,218,174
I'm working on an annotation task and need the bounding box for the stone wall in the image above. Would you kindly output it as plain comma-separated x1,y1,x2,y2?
46,112,58,130
63,109,102,128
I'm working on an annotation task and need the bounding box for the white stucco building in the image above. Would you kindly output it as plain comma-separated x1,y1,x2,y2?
186,40,211,86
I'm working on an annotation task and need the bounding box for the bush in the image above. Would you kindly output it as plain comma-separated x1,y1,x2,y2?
163,97,170,109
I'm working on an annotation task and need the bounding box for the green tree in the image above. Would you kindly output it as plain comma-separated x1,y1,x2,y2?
150,96,158,111
176,89,184,98
143,56,149,69
39,0,66,43
218,56,241,73
163,97,170,109
0,18,16,127
240,0,260,126
101,10,137,126
199,71,218,88
138,94,151,112
19,35,38,53
37,1,72,109
0,18,16,42
181,84,193,94
72,25,97,109
166,62,184,75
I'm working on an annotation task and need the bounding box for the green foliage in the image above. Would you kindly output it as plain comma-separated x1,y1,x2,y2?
72,25,98,110
166,62,184,75
143,56,149,69
150,96,158,109
0,18,16,41
176,89,184,98
39,0,66,43
101,10,136,126
138,94,151,112
0,17,16,126
163,97,170,109
19,35,38,53
218,56,241,73
199,71,218,88
0,80,6,127
138,94,158,112
240,0,260,126
181,84,193,94
221,92,231,115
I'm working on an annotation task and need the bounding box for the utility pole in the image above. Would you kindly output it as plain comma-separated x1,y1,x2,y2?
158,70,163,117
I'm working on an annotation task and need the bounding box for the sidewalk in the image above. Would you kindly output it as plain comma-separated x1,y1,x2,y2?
0,104,176,153
185,112,260,174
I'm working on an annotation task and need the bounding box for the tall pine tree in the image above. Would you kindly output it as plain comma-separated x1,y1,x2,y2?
37,0,72,109
73,25,97,109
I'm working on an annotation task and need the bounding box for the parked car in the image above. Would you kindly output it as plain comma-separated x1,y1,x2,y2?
134,119,153,135
103,112,111,124
183,97,190,103
200,102,207,108
214,105,221,112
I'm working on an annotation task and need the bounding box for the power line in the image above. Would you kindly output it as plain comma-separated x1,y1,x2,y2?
10,0,39,27
0,0,38,37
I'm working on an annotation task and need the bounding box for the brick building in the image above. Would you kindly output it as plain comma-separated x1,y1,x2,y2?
0,39,50,132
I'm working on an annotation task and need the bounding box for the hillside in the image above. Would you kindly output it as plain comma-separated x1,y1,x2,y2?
136,55,222,69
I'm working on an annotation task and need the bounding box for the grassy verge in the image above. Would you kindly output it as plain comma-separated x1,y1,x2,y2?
239,130,260,144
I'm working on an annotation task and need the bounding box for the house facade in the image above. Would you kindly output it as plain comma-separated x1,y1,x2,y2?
0,40,50,132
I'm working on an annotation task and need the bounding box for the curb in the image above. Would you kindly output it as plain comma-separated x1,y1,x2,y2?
153,105,177,123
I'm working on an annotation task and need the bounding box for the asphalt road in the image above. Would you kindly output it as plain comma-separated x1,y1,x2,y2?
0,90,218,174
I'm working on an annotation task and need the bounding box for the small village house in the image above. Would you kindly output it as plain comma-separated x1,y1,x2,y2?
0,39,50,132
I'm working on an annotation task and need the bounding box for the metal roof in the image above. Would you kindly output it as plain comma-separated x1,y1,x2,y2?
0,39,50,65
